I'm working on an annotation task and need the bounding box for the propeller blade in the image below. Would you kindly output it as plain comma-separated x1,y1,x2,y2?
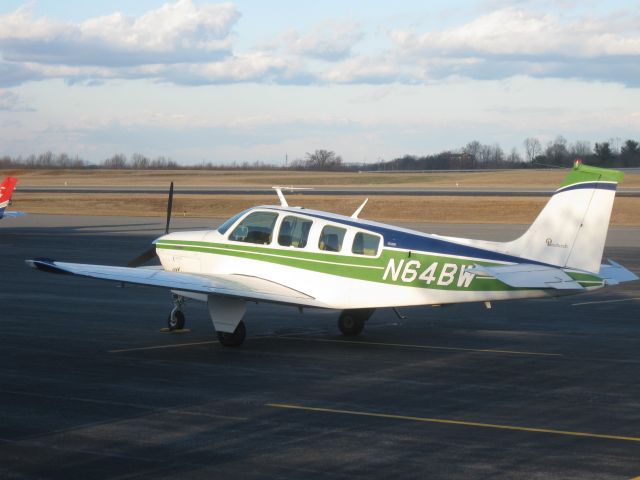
127,181,173,268
165,181,174,234
127,246,157,268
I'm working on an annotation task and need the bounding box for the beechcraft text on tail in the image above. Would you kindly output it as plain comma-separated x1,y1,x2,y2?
0,176,25,220
27,162,638,347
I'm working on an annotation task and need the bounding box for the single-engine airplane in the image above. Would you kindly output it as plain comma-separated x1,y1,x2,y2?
27,162,637,346
0,176,25,219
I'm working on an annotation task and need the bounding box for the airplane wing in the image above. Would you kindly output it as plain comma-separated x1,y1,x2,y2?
26,259,328,308
469,263,585,290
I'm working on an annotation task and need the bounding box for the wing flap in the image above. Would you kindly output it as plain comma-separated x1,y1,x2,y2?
470,263,585,290
26,259,327,308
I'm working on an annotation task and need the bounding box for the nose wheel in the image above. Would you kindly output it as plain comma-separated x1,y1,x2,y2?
167,294,186,331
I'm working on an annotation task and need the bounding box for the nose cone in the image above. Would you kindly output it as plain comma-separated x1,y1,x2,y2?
153,230,207,245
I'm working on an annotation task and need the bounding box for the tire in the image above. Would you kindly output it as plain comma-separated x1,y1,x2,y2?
217,321,246,347
338,312,365,336
168,309,186,331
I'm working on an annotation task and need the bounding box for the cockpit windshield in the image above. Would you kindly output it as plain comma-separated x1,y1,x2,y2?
217,210,249,234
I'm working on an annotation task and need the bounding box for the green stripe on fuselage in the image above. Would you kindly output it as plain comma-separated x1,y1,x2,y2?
156,240,522,292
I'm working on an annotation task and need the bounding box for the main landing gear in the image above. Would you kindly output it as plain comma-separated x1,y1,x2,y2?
167,294,186,331
165,298,372,346
338,309,375,337
165,294,246,346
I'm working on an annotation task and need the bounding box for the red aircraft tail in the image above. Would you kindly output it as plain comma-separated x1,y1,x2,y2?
0,176,19,218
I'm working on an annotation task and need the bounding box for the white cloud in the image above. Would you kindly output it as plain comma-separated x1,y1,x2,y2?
0,89,33,111
391,8,640,58
0,1,239,66
165,53,301,84
319,53,411,84
389,7,640,85
0,3,639,87
80,0,238,53
282,20,364,61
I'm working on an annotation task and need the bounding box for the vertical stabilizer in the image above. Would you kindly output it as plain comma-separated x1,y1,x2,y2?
0,176,18,219
504,162,624,273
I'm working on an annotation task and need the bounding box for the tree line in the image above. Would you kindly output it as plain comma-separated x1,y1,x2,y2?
373,137,640,171
1,137,639,171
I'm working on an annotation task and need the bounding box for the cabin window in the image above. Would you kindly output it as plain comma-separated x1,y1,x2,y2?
229,211,278,244
278,215,312,248
318,225,346,252
217,210,248,234
352,232,380,256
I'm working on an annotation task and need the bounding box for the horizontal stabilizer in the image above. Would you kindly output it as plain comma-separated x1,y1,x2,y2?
26,259,327,308
599,260,639,285
1,211,26,218
469,263,584,290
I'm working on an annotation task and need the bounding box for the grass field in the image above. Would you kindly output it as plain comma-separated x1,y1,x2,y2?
11,193,640,226
4,169,639,225
4,167,640,189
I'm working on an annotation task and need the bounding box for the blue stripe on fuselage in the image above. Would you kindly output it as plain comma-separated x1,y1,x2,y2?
262,207,547,266
555,181,617,194
259,180,617,267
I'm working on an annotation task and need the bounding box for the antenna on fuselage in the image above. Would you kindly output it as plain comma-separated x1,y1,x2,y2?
351,198,368,218
272,186,313,207
272,186,288,207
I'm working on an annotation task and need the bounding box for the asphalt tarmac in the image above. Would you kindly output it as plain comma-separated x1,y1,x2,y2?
1,215,640,479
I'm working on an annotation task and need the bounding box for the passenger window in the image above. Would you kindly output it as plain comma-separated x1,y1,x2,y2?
278,216,313,248
318,225,346,252
352,232,380,256
229,211,278,244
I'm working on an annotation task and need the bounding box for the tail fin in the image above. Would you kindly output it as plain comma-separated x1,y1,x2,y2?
0,176,18,218
504,162,624,273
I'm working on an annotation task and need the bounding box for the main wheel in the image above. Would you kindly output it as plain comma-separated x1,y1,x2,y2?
168,308,186,331
338,311,365,336
217,321,246,347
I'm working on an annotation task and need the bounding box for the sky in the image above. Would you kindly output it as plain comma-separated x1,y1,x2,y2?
0,0,639,165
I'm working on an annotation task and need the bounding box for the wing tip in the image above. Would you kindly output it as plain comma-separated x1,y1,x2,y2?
25,258,70,275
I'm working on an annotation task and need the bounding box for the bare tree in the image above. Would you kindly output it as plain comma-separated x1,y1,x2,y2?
103,153,128,169
545,135,569,166
464,140,482,167
608,137,622,155
507,147,522,163
304,149,343,170
130,153,150,169
523,137,542,162
570,140,591,160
